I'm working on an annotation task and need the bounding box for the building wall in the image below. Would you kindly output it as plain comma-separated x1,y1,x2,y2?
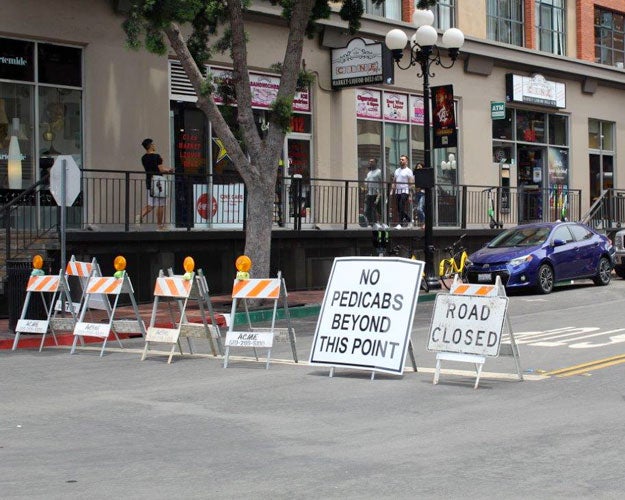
2,0,625,221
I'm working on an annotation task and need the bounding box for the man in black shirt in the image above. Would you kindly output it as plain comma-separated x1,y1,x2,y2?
136,138,174,230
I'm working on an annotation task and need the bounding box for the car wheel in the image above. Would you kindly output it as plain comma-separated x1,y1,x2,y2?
593,256,612,286
536,264,554,294
615,265,625,279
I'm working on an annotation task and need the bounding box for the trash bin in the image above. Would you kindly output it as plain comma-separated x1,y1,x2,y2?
7,258,48,333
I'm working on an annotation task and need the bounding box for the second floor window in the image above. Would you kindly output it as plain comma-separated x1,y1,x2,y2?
364,0,401,21
487,0,524,47
433,0,455,31
536,0,566,55
595,7,625,66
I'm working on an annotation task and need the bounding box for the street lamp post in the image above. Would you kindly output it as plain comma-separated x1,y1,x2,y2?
385,10,464,288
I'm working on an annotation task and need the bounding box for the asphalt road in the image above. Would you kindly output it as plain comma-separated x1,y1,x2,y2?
2,278,625,499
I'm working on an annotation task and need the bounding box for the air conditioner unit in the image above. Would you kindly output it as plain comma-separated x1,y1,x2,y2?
616,62,624,69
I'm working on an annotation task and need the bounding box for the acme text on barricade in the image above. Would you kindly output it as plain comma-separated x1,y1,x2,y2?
309,257,423,374
427,294,509,357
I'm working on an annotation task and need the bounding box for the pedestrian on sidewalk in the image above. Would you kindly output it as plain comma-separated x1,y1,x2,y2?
391,155,414,228
137,138,174,230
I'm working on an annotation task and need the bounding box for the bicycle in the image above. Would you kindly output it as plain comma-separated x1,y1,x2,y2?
389,241,430,293
438,233,469,290
484,187,503,229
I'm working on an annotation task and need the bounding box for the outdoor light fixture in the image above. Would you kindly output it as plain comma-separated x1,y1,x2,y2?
385,10,464,288
8,117,22,190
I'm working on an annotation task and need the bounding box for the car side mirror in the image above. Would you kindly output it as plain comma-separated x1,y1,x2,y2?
552,238,566,247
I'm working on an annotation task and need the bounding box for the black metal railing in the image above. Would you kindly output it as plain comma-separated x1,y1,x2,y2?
0,167,592,239
0,172,67,264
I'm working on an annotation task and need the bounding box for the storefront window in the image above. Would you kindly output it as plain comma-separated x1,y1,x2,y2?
0,37,82,190
549,114,567,145
516,110,545,143
39,87,82,164
384,123,409,181
492,107,513,140
0,83,34,189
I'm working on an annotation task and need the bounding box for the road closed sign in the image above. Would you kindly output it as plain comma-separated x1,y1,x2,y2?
309,256,423,375
428,294,508,357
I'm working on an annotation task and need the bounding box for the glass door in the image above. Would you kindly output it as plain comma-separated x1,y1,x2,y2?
517,145,545,222
284,136,311,226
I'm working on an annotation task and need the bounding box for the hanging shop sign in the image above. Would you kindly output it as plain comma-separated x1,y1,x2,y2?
210,66,310,112
331,38,385,89
491,101,506,120
383,92,409,122
431,84,457,149
506,73,566,108
356,89,382,119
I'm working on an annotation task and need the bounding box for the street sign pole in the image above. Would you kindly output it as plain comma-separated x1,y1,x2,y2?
60,158,67,273
50,155,81,274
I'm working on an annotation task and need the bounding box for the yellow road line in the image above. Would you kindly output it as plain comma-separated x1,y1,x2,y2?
545,353,625,377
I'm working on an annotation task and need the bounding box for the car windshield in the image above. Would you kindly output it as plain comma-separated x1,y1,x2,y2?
488,227,551,248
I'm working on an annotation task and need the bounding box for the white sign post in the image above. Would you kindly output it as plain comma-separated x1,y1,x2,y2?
309,257,423,377
50,155,81,273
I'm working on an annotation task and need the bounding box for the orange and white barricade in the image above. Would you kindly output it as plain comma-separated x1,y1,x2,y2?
12,272,75,351
70,270,145,357
428,275,523,389
223,271,297,369
141,268,222,363
59,255,111,315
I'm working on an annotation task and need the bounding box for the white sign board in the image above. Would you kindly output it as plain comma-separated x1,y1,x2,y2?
225,330,274,348
428,294,509,357
16,319,48,334
309,257,423,375
50,155,81,206
73,322,110,339
146,327,180,344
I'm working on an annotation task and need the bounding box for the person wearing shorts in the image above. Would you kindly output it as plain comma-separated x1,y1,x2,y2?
137,138,174,230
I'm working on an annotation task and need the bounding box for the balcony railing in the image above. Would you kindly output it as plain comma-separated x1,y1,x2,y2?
3,168,585,234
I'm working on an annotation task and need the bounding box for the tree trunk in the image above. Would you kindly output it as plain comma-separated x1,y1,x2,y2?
243,176,275,279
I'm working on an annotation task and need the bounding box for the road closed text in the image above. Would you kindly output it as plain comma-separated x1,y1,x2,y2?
428,294,508,356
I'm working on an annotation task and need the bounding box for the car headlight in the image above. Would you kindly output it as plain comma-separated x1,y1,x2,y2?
509,254,533,267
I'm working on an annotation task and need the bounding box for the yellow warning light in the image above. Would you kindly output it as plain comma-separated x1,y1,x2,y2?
32,254,44,270
183,256,195,273
235,255,252,273
114,255,127,272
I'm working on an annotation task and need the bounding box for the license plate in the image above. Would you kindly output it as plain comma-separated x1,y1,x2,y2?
477,273,491,282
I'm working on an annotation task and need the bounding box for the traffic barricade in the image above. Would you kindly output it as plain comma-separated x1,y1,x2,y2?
141,257,223,363
70,256,145,357
427,275,523,388
223,255,297,369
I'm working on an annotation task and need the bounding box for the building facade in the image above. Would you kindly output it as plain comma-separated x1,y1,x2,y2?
1,0,624,294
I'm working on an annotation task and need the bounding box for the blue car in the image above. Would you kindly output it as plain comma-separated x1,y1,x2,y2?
465,222,614,294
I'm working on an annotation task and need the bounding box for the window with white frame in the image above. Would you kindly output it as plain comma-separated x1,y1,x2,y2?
487,0,524,46
363,0,401,21
536,0,566,55
432,0,455,31
594,7,625,66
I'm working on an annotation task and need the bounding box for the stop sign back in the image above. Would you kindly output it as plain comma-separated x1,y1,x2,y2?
50,155,81,206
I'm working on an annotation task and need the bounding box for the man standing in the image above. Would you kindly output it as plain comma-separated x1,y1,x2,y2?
391,155,414,228
364,158,382,225
136,138,174,230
